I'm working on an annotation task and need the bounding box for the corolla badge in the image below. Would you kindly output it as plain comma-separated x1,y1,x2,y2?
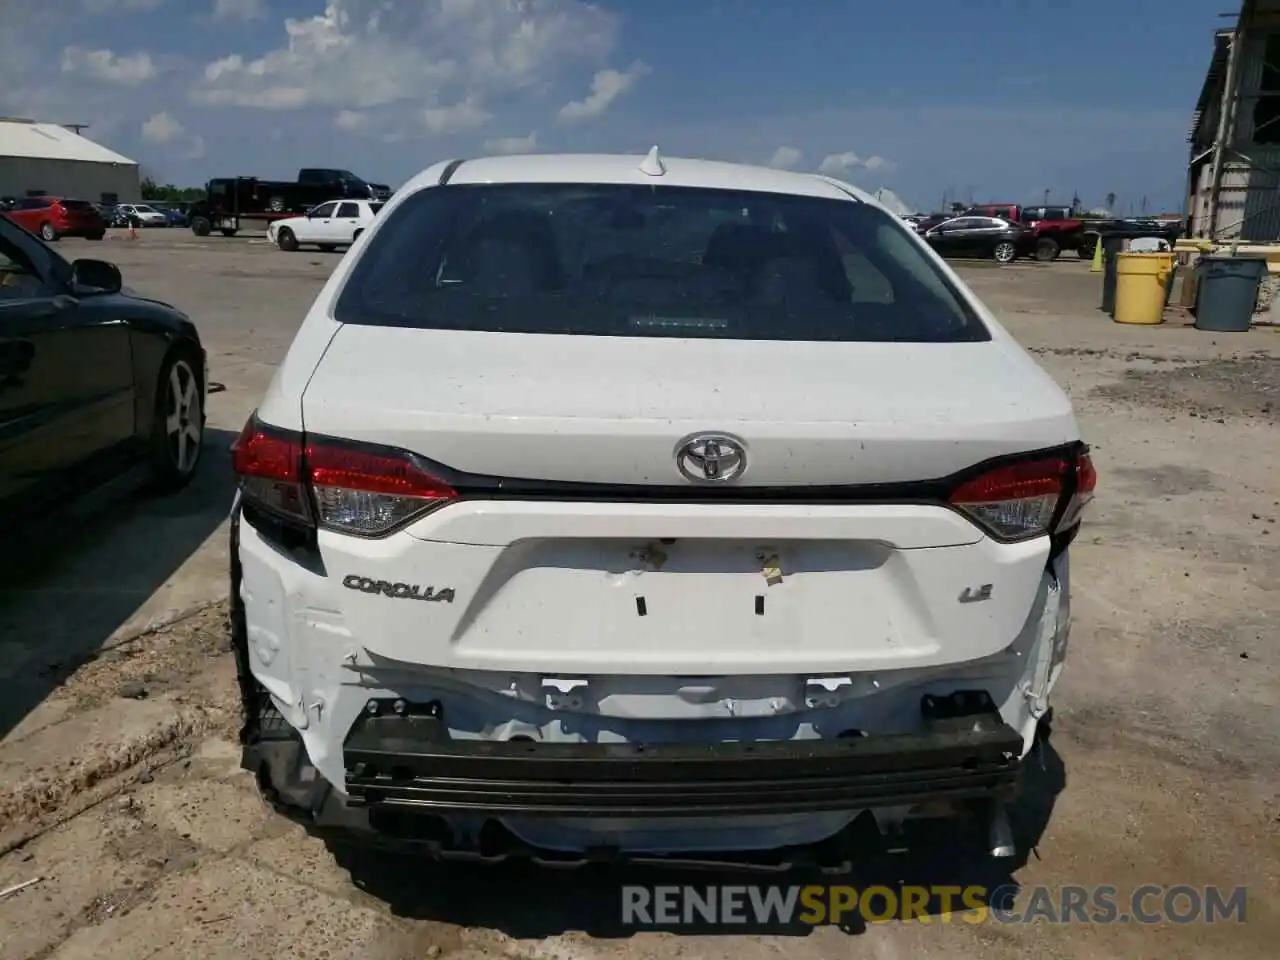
343,575,455,603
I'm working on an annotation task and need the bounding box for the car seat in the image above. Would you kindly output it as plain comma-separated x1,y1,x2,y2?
454,210,564,295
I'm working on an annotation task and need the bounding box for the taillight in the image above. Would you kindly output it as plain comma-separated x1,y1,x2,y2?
307,441,456,536
1055,451,1096,534
948,451,1095,542
231,417,310,524
231,413,457,537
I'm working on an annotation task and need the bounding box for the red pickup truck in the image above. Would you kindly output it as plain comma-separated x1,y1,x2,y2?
962,204,1084,262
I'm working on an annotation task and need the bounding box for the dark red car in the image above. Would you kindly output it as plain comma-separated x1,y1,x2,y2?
3,196,106,242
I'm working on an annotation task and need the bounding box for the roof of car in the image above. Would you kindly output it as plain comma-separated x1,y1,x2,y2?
401,152,876,204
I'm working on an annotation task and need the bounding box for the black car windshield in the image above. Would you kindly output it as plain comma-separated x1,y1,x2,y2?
334,183,990,343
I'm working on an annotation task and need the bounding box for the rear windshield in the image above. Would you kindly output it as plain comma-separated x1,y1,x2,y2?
334,183,990,342
60,199,94,210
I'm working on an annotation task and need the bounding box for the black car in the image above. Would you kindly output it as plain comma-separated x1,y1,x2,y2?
921,215,1036,264
0,213,206,536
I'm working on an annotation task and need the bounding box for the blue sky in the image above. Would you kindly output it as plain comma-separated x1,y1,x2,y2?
1,0,1221,213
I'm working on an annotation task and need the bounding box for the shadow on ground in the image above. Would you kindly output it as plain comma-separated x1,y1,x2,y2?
332,737,1066,939
0,427,238,738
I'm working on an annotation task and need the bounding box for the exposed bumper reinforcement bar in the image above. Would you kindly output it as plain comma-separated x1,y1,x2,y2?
340,700,1023,818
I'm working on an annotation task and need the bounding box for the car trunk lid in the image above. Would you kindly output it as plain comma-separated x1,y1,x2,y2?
300,325,1077,487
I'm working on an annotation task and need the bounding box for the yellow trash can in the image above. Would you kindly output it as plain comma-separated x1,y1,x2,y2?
1113,252,1174,325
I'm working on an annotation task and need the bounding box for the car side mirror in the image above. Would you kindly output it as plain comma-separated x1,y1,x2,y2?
70,258,122,295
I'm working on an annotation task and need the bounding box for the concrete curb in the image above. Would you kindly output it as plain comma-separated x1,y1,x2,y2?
0,601,237,856
0,703,224,856
98,593,230,655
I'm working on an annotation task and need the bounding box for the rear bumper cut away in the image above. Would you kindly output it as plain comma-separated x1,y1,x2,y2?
338,702,1022,818
239,688,1025,866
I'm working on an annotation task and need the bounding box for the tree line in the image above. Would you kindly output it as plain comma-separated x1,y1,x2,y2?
139,176,204,202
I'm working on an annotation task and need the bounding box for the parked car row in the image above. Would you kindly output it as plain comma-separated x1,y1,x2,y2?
0,196,200,239
909,204,1099,263
95,201,192,229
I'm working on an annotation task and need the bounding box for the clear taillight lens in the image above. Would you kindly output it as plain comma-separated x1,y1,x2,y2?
948,452,1095,542
231,413,458,537
307,442,457,536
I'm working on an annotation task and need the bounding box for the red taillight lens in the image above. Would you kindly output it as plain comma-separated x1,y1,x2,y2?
1055,452,1096,534
231,416,310,523
307,442,456,536
948,456,1072,541
231,414,457,537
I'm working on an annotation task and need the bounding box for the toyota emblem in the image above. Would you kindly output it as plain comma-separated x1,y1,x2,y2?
675,433,747,483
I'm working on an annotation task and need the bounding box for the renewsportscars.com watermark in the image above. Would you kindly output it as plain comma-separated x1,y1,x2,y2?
621,884,1248,927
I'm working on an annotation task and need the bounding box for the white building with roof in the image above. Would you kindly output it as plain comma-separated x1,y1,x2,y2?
0,118,139,204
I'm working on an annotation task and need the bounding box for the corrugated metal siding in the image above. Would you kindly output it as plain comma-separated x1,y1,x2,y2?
1189,31,1230,144
1236,148,1280,241
0,157,140,203
1188,5,1280,240
0,120,135,165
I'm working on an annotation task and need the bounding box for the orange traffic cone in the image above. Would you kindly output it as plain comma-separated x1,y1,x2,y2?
128,223,138,240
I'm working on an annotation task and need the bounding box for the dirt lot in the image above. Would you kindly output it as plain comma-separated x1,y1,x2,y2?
0,233,1277,959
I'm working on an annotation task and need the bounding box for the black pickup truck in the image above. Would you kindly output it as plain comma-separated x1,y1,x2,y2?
186,168,392,236
1075,218,1185,260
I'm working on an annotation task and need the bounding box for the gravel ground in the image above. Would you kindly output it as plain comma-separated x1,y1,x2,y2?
1092,355,1278,420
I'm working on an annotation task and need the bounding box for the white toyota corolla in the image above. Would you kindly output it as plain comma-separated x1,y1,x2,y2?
229,149,1094,870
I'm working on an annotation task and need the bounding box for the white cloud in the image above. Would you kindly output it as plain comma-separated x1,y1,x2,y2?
556,60,649,124
422,96,490,134
817,151,863,175
211,0,267,20
768,146,802,169
862,155,891,171
334,109,367,131
139,111,206,161
484,131,538,154
141,111,183,143
194,0,618,116
61,47,158,85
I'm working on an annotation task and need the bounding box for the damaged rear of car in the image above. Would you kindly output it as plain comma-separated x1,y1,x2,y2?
229,152,1094,870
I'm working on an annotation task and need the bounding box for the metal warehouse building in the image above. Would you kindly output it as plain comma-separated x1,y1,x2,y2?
1188,0,1280,240
0,118,139,205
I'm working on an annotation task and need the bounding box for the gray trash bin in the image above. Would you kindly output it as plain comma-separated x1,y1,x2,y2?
1194,256,1267,332
1100,235,1126,315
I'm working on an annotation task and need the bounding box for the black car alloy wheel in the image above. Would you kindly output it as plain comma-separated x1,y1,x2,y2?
993,241,1016,263
149,349,204,490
